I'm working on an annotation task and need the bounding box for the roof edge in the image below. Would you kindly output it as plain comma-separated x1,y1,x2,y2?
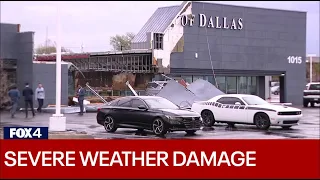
163,1,192,35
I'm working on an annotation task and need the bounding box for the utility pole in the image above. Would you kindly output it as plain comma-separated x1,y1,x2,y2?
81,42,84,53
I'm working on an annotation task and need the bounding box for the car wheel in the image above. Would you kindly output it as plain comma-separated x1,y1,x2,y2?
281,126,292,130
303,100,309,107
103,115,117,133
152,118,167,136
201,110,215,127
185,130,196,135
310,102,315,107
254,113,271,130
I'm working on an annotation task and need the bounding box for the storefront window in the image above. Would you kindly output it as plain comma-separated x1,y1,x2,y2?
226,76,237,94
192,75,204,82
250,76,257,95
247,76,257,95
205,76,215,85
216,76,226,93
247,76,252,94
181,76,192,84
237,76,247,94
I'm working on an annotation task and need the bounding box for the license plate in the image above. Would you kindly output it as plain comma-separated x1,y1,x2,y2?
315,99,318,101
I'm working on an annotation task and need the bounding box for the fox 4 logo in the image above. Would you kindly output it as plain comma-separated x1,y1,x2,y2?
4,127,49,139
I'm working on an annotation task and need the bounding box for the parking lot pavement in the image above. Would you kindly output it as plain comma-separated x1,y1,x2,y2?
0,106,319,139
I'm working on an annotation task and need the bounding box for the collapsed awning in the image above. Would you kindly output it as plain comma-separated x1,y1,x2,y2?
187,79,224,101
156,79,225,108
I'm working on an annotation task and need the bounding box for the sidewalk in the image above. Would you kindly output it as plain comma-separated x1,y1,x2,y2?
0,111,96,139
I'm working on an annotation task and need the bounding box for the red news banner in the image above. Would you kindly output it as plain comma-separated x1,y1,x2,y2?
0,139,319,179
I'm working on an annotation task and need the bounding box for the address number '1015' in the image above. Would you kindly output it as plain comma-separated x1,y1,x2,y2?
287,56,302,64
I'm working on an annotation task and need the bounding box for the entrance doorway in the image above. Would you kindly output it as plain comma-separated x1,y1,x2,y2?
269,75,285,103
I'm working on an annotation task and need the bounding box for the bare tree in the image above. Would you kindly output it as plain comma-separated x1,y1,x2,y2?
109,32,135,51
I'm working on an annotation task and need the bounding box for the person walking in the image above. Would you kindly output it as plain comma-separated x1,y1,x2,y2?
76,84,86,116
8,85,20,118
35,83,45,113
22,83,35,118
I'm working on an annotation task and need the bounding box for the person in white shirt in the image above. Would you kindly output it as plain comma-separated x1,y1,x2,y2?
35,83,45,113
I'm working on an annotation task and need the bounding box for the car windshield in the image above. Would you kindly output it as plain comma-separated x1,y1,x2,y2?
242,96,269,105
309,84,320,90
144,97,179,109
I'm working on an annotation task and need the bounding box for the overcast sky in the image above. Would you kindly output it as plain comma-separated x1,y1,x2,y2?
1,1,319,55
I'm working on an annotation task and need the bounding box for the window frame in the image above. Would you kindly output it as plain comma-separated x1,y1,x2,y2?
131,98,149,109
216,97,246,105
117,98,132,107
153,33,164,50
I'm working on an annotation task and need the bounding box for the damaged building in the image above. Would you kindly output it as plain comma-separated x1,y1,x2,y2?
0,23,34,109
131,1,306,105
1,1,307,108
35,50,159,104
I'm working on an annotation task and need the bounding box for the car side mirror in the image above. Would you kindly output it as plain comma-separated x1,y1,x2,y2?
138,105,147,110
235,102,241,105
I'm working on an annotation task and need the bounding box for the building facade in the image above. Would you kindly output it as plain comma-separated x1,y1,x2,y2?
132,1,307,105
0,23,34,107
0,23,69,107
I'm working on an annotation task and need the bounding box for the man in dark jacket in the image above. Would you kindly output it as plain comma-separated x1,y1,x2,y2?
22,83,35,118
8,85,20,118
76,84,86,115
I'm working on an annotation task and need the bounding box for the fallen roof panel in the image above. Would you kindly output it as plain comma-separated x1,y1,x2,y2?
156,80,200,108
187,79,225,101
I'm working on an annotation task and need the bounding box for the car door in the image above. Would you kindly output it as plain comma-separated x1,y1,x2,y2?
226,97,247,123
216,97,247,122
129,99,152,129
214,97,229,120
113,97,132,125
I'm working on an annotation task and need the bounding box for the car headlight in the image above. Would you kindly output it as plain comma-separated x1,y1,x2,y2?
165,116,183,124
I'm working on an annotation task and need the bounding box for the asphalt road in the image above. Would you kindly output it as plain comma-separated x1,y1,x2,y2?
0,105,319,139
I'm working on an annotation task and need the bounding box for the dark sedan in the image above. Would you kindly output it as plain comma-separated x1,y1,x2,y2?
96,96,202,136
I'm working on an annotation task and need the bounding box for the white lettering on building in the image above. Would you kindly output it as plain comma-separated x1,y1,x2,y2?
181,14,243,30
287,56,302,64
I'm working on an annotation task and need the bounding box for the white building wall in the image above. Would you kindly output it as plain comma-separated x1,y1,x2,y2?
153,4,192,68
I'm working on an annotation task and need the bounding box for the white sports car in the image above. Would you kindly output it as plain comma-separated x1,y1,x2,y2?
191,94,302,130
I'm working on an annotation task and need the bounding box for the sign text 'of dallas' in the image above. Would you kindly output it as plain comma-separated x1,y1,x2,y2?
181,14,243,30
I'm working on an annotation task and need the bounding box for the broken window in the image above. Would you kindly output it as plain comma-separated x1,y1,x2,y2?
153,33,164,50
